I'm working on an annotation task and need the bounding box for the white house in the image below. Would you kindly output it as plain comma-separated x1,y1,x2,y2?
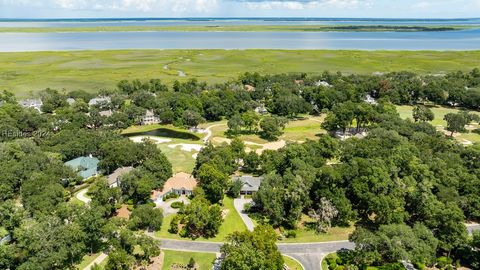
19,99,43,112
142,110,160,125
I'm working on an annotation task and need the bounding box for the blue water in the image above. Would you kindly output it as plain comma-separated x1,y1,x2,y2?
1,17,480,27
0,29,479,51
0,18,479,51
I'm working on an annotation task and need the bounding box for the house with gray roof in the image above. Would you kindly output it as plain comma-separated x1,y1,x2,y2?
88,96,111,107
65,155,99,180
107,166,133,188
142,110,160,125
232,175,264,195
19,99,43,112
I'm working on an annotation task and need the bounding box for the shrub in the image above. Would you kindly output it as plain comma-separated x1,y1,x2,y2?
436,257,452,268
169,215,180,234
414,262,425,270
188,257,196,268
285,230,297,238
163,192,180,201
171,201,184,209
328,262,337,270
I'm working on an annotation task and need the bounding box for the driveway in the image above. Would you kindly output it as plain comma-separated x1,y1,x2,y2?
76,189,91,204
233,198,255,231
155,196,189,215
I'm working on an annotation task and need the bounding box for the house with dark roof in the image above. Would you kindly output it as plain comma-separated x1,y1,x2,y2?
232,175,264,195
65,155,99,180
107,167,133,188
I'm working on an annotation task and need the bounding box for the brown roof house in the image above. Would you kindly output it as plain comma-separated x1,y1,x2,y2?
151,172,197,201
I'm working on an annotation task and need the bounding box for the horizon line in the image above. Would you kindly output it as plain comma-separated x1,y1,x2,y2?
1,16,479,21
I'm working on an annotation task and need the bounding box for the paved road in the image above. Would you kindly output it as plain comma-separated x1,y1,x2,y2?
233,198,255,231
156,237,353,270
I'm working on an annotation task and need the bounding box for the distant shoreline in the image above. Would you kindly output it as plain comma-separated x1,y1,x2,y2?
0,25,476,33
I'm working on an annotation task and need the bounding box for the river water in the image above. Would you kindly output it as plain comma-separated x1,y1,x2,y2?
1,18,479,51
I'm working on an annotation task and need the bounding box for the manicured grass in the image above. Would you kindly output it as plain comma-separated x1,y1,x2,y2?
76,253,101,270
162,250,216,270
284,255,304,270
155,197,248,242
122,124,204,173
279,226,354,243
206,116,325,145
157,143,198,173
281,116,326,141
2,50,480,98
0,25,473,33
396,105,480,143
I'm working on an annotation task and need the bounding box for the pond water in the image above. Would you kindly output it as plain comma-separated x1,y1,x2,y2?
124,128,201,141
1,29,479,51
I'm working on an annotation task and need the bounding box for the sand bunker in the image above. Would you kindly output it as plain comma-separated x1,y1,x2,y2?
129,136,172,144
168,143,203,152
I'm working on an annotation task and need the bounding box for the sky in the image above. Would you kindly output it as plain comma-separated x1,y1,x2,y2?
0,0,479,19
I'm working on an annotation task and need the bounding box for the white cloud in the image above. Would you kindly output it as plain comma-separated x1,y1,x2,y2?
244,0,370,10
1,0,219,13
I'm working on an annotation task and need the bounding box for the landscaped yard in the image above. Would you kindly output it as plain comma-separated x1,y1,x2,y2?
283,256,303,270
155,197,248,242
279,225,354,243
396,105,480,143
162,250,216,270
3,50,480,98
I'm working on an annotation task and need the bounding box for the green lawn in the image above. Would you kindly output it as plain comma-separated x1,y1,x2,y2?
76,253,101,270
279,226,354,243
122,124,204,173
283,255,304,270
156,143,198,173
162,250,216,270
205,116,325,145
155,197,248,242
396,105,480,143
2,50,480,98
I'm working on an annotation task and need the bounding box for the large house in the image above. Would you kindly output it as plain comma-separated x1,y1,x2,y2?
142,110,160,125
19,99,43,112
65,155,99,180
88,96,111,107
152,172,198,200
107,167,133,188
232,175,264,195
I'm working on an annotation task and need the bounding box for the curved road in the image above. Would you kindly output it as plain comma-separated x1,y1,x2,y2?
154,237,354,270
153,225,480,270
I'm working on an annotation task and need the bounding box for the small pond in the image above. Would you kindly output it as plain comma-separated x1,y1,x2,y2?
124,128,201,141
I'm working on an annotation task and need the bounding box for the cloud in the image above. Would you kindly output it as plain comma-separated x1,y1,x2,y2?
1,0,219,13
241,0,371,10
